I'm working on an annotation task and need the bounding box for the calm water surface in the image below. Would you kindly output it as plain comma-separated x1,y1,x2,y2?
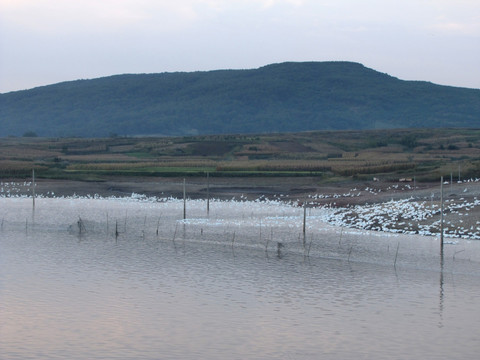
1,197,479,359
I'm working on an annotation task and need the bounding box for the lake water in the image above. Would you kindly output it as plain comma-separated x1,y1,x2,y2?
1,197,479,359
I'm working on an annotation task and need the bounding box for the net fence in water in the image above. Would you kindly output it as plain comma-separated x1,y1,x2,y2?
1,196,479,275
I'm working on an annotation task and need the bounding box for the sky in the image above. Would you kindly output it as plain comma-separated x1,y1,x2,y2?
1,0,479,93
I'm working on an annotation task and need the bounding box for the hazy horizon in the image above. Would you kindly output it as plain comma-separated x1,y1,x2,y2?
1,0,479,93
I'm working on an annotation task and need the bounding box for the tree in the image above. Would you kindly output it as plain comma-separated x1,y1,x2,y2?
22,131,38,137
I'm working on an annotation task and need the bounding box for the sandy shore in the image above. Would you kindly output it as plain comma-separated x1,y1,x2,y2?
19,175,478,204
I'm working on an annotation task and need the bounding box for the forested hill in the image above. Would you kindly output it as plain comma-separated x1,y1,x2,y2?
1,62,479,137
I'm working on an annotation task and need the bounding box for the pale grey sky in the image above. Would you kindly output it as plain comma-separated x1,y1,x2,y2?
1,0,479,93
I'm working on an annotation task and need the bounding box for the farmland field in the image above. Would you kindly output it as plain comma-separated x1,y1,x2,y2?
1,128,479,183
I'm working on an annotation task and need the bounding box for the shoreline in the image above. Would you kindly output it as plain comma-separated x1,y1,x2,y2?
0,175,456,203
2,176,479,239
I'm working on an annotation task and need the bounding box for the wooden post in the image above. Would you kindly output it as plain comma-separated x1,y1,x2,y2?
450,172,453,194
394,242,400,267
303,203,306,234
302,202,307,248
32,168,36,209
440,176,444,253
183,178,186,220
259,219,262,242
207,172,210,215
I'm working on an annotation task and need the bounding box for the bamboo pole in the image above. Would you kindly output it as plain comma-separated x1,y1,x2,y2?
259,218,262,242
413,176,416,197
32,169,35,209
302,201,307,248
303,202,306,234
183,178,186,220
394,242,400,267
206,172,210,215
440,176,444,253
450,172,453,194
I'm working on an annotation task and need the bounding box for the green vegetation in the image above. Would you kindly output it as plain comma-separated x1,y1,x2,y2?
0,128,479,183
1,62,479,137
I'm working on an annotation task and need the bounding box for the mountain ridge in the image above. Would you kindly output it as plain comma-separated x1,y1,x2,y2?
1,61,479,137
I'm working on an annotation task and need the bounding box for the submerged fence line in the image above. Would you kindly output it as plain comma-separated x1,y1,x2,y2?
3,174,480,271
4,195,479,274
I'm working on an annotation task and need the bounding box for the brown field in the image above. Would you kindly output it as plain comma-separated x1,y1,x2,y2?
0,128,479,186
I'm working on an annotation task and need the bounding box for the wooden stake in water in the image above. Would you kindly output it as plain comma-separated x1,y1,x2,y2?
183,178,186,220
32,168,36,209
259,218,262,241
440,176,444,253
77,217,86,234
303,202,306,234
302,202,307,248
206,172,210,215
394,242,400,267
413,176,416,197
450,172,453,194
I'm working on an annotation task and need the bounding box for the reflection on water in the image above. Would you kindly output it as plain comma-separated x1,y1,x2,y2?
1,197,480,359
